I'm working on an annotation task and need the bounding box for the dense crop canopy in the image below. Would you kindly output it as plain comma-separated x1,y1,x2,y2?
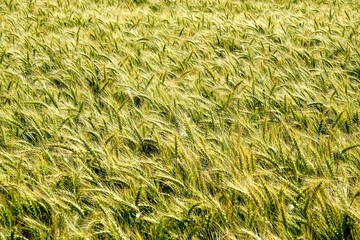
0,0,359,239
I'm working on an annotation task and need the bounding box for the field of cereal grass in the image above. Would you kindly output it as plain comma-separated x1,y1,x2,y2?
0,0,359,239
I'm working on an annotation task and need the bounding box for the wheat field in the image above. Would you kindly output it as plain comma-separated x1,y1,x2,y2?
0,0,359,239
